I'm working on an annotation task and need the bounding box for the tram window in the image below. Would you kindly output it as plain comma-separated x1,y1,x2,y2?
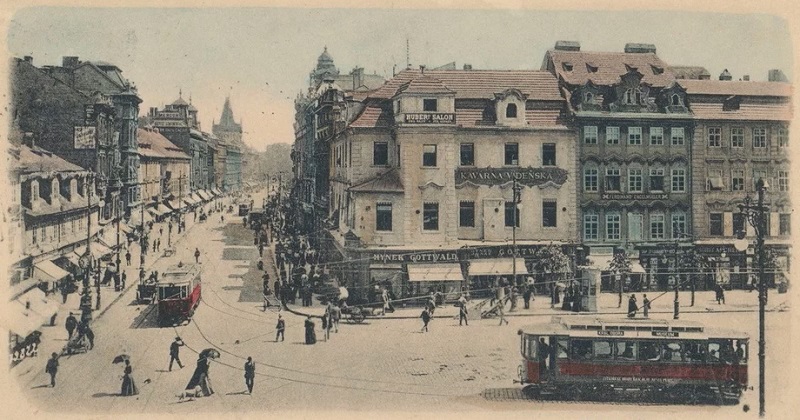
661,342,683,362
181,286,189,299
732,340,747,364
707,342,722,363
593,340,613,359
571,340,593,360
719,340,736,364
159,286,181,300
556,339,569,359
684,341,706,363
639,342,661,361
615,341,638,361
524,336,538,360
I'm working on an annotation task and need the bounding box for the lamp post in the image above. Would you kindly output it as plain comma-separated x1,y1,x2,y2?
737,178,769,418
79,173,95,323
511,179,522,287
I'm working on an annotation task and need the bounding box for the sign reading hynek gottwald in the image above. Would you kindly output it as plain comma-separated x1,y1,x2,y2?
455,167,569,187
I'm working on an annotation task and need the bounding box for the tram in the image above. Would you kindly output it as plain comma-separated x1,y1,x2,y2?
517,317,748,404
157,263,202,326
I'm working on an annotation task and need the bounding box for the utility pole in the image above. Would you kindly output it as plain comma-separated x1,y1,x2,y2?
79,174,94,323
738,178,769,418
511,179,521,287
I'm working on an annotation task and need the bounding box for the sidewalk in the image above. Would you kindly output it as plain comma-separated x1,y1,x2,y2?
282,288,790,321
13,214,199,375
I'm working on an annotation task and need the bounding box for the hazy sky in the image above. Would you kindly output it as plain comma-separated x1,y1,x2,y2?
6,7,792,151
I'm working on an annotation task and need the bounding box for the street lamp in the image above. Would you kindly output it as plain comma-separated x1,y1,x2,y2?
511,179,522,287
737,178,769,418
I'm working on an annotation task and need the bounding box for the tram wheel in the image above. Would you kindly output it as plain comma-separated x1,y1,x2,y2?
567,385,585,401
522,385,540,399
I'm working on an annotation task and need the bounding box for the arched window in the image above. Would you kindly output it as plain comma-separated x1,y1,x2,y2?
31,180,39,201
671,94,681,106
585,92,593,103
506,103,518,118
625,88,642,105
51,179,59,200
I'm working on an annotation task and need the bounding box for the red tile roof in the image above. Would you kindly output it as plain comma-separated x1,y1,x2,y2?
395,76,454,96
679,80,792,97
370,69,562,101
349,104,393,128
688,102,792,121
137,129,191,160
15,145,85,174
545,50,674,87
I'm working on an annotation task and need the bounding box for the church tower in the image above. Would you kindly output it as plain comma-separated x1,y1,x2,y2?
212,96,243,147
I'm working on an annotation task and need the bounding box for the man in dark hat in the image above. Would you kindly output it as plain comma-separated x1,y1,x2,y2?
275,315,285,342
169,337,185,371
65,313,78,340
244,356,255,394
45,352,59,387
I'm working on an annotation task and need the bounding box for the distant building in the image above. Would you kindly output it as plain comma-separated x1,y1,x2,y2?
137,128,191,218
212,97,243,191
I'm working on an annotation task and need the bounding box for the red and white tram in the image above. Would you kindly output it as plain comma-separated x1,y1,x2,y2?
157,263,202,327
517,317,748,404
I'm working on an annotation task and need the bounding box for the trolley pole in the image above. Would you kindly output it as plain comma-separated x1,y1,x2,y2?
738,178,768,418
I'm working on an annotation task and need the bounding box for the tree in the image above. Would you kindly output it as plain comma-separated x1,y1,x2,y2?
607,251,632,308
679,249,709,306
533,245,573,300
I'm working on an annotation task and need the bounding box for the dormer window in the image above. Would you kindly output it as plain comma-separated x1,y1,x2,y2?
624,88,642,105
505,103,517,118
562,62,573,72
31,180,39,201
51,179,59,201
651,65,664,75
423,99,438,112
671,94,682,106
585,92,593,103
586,63,598,73
723,96,740,111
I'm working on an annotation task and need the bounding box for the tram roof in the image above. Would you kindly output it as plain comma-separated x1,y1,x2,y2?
158,263,201,285
518,316,748,340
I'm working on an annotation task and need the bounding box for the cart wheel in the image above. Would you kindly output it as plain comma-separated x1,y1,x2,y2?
352,312,366,323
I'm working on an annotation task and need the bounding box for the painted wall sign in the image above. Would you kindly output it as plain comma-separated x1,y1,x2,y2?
371,251,460,264
455,167,569,187
403,113,456,124
367,244,553,265
600,193,669,200
74,126,96,149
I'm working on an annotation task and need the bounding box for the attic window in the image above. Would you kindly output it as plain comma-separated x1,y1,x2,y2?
506,103,518,118
723,96,740,111
562,62,573,72
651,65,664,75
671,94,682,106
423,99,438,112
586,64,598,73
585,92,593,102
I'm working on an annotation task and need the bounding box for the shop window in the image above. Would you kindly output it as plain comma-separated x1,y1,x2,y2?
605,168,621,192
422,145,437,167
506,103,517,118
583,214,598,241
373,142,388,166
423,202,439,231
505,143,519,166
671,127,685,145
606,213,620,240
459,143,474,166
584,126,598,144
423,99,438,112
709,213,723,236
542,200,557,228
542,143,556,166
459,201,475,227
780,213,791,235
376,202,392,231
504,202,520,228
606,126,620,144
628,168,643,192
584,167,598,192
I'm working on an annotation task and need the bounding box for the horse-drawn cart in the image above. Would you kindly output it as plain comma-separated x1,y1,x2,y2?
340,304,378,323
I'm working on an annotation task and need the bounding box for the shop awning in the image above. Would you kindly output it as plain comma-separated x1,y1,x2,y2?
407,263,464,282
157,204,171,214
586,255,614,271
191,192,203,202
34,260,69,282
630,262,646,274
119,224,133,235
7,307,43,337
212,188,222,196
147,207,163,218
468,258,528,276
17,287,60,320
198,190,212,201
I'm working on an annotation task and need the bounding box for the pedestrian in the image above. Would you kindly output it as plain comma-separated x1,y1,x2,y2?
84,323,95,350
459,296,469,326
275,315,285,342
169,337,185,371
159,227,163,237
627,294,638,318
156,238,160,252
194,248,201,264
65,313,77,340
304,316,316,345
258,243,264,258
496,300,509,326
121,271,127,289
523,285,532,309
125,250,131,266
120,360,138,396
45,352,59,387
244,357,255,394
331,303,341,333
381,288,390,316
185,355,214,397
509,286,519,312
420,307,432,332
642,294,651,318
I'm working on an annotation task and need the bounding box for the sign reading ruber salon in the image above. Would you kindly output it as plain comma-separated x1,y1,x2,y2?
455,167,569,187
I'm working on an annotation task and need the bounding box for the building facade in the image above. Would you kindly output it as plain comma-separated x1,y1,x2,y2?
543,42,695,291
683,74,792,288
319,67,578,300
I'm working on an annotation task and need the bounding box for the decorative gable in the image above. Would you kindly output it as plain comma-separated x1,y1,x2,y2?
493,88,528,126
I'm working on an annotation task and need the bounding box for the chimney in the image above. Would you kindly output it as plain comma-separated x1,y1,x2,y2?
23,132,34,148
742,75,750,81
419,65,425,75
554,40,581,51
463,64,473,70
62,56,79,68
23,56,33,64
768,69,788,82
624,43,657,54
150,107,158,117
719,69,732,81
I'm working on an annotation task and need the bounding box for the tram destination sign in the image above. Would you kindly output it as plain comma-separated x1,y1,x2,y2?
601,193,669,200
652,331,679,337
455,167,569,187
597,330,624,336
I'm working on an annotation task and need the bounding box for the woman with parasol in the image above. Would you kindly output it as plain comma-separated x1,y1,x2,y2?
185,349,219,397
113,355,138,396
